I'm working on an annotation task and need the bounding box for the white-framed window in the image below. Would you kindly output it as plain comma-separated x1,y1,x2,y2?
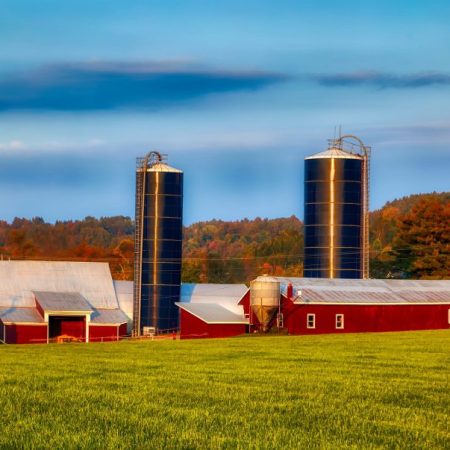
307,313,315,329
336,314,344,329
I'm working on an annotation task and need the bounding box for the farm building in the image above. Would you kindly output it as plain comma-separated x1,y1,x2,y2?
175,276,450,339
117,276,450,339
1,260,449,344
0,261,128,344
176,283,249,339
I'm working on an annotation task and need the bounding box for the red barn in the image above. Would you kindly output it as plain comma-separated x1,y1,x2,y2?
175,283,249,339
0,261,129,344
174,278,450,339
276,277,450,335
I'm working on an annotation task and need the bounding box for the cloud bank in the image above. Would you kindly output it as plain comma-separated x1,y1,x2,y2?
0,62,287,112
313,71,450,89
1,63,449,113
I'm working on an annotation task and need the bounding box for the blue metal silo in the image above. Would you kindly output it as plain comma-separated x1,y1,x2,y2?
133,152,183,334
303,135,370,279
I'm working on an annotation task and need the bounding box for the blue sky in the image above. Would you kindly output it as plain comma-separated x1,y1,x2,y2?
0,0,449,224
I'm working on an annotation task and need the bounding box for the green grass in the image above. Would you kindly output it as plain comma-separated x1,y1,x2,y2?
0,331,449,449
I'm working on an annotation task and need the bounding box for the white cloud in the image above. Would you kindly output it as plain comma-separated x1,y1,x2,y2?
0,140,27,151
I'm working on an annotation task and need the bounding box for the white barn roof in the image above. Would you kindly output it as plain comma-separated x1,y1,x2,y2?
113,280,133,319
91,308,128,325
276,277,450,304
179,283,248,318
34,291,93,312
0,307,45,324
180,283,248,305
117,282,250,317
0,261,119,309
175,302,248,324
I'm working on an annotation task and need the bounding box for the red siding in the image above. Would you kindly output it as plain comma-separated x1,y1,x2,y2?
35,300,45,319
4,324,48,344
238,291,251,316
49,316,86,340
179,309,246,339
60,318,85,338
283,302,450,334
89,325,120,342
119,323,127,337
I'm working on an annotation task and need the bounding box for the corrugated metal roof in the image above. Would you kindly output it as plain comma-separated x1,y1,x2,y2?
113,281,249,323
276,277,450,304
180,283,248,317
180,283,248,305
113,280,133,321
91,309,128,324
305,148,362,160
34,291,93,312
175,302,248,324
0,261,119,309
0,307,45,324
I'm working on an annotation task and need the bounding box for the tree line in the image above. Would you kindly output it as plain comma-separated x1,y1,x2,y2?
0,192,448,281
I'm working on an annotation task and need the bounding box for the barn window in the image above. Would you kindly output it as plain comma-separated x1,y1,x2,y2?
307,314,315,329
336,314,344,329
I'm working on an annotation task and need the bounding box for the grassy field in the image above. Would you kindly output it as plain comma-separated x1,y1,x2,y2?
0,331,449,449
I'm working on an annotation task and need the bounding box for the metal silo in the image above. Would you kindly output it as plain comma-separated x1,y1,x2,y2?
133,151,183,335
250,275,280,332
303,135,370,279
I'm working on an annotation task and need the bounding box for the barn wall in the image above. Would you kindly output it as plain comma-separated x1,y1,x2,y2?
283,302,450,335
49,316,86,340
238,291,251,316
119,323,128,337
35,301,45,319
179,309,246,339
89,325,120,342
4,324,48,344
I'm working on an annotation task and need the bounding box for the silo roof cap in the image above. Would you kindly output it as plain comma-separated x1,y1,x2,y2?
147,162,183,173
253,275,280,283
305,147,362,160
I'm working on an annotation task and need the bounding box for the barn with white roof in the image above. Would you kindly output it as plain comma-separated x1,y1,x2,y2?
250,277,450,335
0,261,128,344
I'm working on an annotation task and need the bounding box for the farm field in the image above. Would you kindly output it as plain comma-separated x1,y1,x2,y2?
0,331,449,449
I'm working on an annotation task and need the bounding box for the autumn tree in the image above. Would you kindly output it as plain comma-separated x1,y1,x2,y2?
392,197,450,279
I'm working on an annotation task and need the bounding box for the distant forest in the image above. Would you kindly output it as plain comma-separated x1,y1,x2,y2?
0,192,448,281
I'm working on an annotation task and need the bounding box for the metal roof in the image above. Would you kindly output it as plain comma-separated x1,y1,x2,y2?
179,283,248,317
276,277,450,304
0,307,45,324
175,302,248,324
34,291,93,312
113,281,249,322
305,148,362,160
180,283,248,305
113,280,133,321
91,309,128,325
147,162,183,173
0,261,119,309
253,275,279,283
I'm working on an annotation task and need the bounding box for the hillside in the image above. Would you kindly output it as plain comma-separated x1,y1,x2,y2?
0,192,448,280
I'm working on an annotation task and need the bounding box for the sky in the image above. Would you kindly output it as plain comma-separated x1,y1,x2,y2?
0,0,449,224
